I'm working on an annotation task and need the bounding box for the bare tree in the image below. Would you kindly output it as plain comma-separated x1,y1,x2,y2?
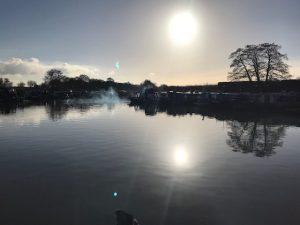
261,43,290,81
228,43,291,82
228,48,253,81
246,44,264,82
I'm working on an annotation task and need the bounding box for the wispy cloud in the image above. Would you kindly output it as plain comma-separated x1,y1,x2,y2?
0,57,101,84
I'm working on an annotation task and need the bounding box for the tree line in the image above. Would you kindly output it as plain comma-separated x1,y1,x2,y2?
0,78,37,88
1,69,219,93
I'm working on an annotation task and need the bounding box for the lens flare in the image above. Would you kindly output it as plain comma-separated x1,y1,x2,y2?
115,61,120,70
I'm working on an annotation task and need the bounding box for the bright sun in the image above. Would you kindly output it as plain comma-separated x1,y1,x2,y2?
169,12,197,45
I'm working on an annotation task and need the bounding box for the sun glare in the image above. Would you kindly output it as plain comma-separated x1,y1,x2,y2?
169,12,197,45
174,147,188,166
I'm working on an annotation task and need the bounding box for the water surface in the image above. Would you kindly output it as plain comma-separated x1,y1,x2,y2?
0,102,299,225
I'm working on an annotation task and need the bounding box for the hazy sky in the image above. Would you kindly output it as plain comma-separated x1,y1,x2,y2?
0,0,300,85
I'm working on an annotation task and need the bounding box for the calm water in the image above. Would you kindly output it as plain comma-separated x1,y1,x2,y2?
0,102,300,225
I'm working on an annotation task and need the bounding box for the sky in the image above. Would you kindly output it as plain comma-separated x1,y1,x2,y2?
0,0,300,85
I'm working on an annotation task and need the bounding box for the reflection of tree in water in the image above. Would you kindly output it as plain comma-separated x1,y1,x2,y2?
46,102,70,121
46,102,98,121
226,121,286,157
142,104,159,116
0,104,17,115
76,104,92,114
0,101,111,121
131,103,197,116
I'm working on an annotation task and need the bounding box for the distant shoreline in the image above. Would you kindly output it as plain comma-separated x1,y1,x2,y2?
1,80,300,112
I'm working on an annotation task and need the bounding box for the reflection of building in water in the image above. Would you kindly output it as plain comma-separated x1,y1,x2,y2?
226,121,286,157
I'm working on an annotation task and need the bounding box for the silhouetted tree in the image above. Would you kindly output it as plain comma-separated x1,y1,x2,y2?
0,78,4,87
17,82,25,87
0,77,13,87
228,43,291,82
78,74,90,83
44,69,66,84
261,43,291,81
159,84,168,91
228,48,253,81
27,80,37,87
107,77,114,82
140,79,156,88
226,120,286,157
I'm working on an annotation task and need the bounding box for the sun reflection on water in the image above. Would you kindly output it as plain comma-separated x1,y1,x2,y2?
173,147,189,167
